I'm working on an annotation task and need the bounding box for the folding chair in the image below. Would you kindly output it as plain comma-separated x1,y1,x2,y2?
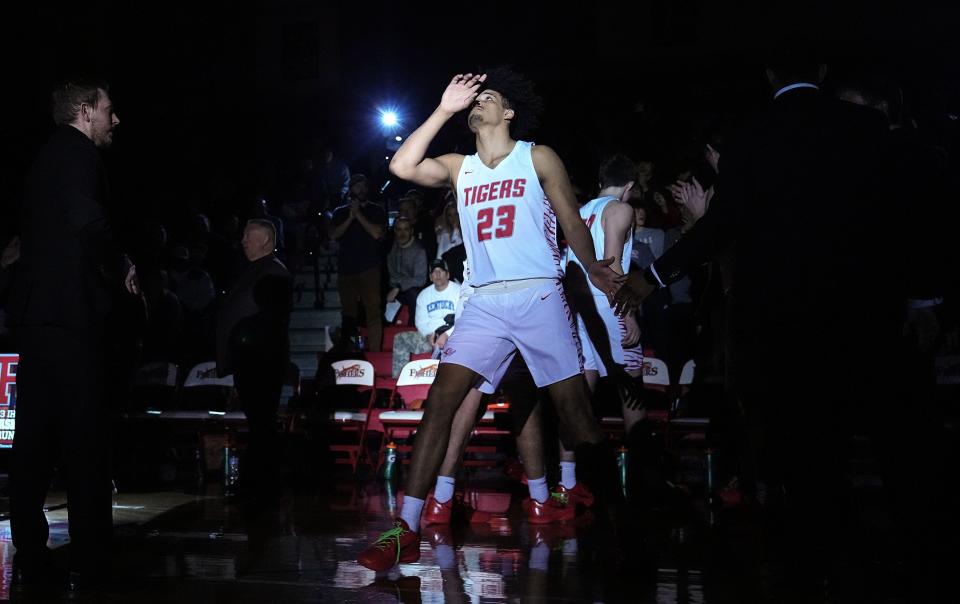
374,358,439,467
393,358,439,409
642,356,671,423
180,361,234,413
382,324,417,353
365,351,397,396
128,362,179,413
280,362,301,433
394,305,411,326
667,359,710,444
329,359,377,472
176,362,236,477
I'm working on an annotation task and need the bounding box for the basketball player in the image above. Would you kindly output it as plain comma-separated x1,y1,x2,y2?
357,68,623,571
555,154,646,508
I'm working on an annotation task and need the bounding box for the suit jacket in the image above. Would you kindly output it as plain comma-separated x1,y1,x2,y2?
652,88,899,374
6,126,125,335
215,254,292,376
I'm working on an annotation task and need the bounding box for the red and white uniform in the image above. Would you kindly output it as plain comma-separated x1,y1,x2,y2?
457,141,563,285
564,196,643,376
440,141,582,388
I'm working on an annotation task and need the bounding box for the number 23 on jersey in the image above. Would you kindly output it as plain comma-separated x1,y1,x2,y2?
477,205,516,241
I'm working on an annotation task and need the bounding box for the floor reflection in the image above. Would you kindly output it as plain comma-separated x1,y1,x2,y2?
0,466,941,602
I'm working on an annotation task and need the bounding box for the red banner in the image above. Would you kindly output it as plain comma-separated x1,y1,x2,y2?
0,354,18,448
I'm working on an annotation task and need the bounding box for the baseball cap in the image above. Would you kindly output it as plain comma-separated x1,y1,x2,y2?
429,258,448,272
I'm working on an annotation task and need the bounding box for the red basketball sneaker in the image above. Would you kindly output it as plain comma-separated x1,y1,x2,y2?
552,482,594,508
527,493,575,524
357,519,420,571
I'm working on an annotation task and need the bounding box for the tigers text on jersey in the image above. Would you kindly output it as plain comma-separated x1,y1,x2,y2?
564,196,633,298
456,141,563,286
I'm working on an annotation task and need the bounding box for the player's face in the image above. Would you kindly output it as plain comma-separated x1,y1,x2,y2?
468,89,512,132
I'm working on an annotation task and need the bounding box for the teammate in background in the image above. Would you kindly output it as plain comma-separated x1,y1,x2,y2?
557,154,646,507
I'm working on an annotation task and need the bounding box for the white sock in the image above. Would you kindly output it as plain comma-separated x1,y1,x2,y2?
560,461,577,489
529,542,550,571
434,476,456,504
434,544,456,570
528,475,549,504
400,495,425,532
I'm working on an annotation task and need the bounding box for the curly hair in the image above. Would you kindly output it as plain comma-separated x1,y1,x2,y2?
478,66,543,139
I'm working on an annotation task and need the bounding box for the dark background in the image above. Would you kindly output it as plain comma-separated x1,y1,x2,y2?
2,1,959,238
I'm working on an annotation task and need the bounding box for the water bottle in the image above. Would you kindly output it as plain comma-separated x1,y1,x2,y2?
704,448,716,507
384,476,397,514
383,441,398,481
616,445,629,498
224,446,240,496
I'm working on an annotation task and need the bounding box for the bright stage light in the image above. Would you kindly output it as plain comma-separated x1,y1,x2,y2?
381,111,398,127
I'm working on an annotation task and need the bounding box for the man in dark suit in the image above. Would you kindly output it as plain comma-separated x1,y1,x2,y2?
216,219,292,497
6,78,139,587
615,55,939,590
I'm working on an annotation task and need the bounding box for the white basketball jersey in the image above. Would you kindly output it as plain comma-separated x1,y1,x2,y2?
456,141,562,286
565,196,633,297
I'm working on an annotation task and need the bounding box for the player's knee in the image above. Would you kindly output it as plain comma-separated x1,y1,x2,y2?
423,385,467,420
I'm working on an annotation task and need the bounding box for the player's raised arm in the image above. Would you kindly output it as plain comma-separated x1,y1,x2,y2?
533,145,624,295
389,73,486,188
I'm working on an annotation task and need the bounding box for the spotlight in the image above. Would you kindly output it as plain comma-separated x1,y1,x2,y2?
395,135,403,142
381,111,398,127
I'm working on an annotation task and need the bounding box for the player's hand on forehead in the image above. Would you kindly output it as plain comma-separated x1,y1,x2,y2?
441,73,487,113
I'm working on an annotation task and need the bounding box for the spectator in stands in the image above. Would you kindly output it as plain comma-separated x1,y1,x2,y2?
168,246,216,314
207,214,243,294
386,217,427,325
391,259,460,377
140,269,183,362
416,259,460,351
400,189,438,260
317,145,350,208
434,200,462,259
632,203,665,259
251,198,286,261
331,173,387,350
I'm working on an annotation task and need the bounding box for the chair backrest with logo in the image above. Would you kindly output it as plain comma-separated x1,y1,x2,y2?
394,359,439,409
129,362,179,411
180,361,234,411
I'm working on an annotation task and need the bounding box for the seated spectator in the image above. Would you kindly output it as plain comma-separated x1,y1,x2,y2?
415,259,460,352
399,189,437,259
140,269,183,362
386,217,427,324
631,202,666,259
434,200,462,259
392,259,460,377
168,246,216,315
